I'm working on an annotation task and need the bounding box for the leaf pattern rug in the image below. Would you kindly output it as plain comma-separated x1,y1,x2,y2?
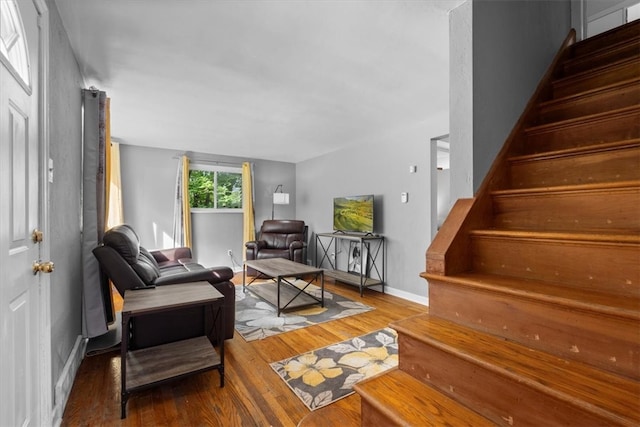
270,328,398,410
235,281,374,341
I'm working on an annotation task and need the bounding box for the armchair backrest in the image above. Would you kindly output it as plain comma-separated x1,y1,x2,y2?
259,220,306,249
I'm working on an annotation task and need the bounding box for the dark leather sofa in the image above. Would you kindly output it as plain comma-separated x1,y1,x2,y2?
245,219,307,275
93,224,235,349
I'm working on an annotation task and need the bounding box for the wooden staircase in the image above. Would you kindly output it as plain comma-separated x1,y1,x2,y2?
354,21,640,426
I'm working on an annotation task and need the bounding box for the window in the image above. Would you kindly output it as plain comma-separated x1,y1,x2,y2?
188,164,242,211
0,0,30,86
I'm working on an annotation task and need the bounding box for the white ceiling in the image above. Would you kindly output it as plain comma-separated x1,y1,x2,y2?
53,0,463,163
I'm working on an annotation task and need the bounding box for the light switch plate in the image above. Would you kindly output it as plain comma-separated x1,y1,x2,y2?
401,192,408,203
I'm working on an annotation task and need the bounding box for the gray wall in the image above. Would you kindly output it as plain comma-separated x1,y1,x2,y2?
471,0,572,191
47,0,84,407
451,0,572,202
119,145,296,269
450,0,474,202
296,112,448,302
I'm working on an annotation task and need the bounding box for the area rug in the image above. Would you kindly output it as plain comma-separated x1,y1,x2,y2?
270,327,398,410
235,281,374,341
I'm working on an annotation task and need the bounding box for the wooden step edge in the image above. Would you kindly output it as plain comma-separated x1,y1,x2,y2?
469,229,640,244
553,55,640,88
390,314,640,426
297,399,360,427
524,105,640,135
490,180,640,197
564,35,640,69
570,21,640,58
354,368,494,427
508,138,640,163
538,76,640,110
422,272,640,320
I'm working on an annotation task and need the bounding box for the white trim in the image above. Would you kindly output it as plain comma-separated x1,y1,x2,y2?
31,0,53,425
377,285,429,307
51,336,86,427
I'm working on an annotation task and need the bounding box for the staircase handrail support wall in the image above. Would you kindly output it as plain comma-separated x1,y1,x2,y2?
424,29,578,278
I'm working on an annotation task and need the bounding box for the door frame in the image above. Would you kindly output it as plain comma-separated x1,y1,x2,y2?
33,0,52,423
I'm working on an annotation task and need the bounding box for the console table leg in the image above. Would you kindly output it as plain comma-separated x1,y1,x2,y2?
121,392,128,419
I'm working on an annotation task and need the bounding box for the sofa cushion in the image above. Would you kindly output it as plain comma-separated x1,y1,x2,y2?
132,254,160,285
140,247,160,269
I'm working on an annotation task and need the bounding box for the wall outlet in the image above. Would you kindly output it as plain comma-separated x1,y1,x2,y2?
227,249,233,257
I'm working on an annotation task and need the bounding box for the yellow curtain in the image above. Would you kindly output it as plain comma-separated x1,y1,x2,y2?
182,155,192,248
104,98,123,229
242,162,255,260
105,143,124,229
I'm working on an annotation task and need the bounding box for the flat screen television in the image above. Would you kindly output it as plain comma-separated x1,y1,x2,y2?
333,195,374,234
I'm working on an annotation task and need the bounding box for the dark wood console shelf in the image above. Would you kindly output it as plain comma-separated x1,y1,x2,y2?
315,232,385,296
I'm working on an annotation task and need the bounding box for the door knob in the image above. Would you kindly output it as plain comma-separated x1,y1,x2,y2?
32,229,44,243
33,261,54,274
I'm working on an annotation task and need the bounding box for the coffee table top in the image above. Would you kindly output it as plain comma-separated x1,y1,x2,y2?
244,258,323,278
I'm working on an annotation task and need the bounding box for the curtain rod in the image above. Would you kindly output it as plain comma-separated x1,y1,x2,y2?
172,155,243,167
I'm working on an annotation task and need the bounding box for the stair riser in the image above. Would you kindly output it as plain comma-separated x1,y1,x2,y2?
492,187,640,232
564,41,640,74
553,60,640,98
524,109,640,153
398,334,620,427
470,236,640,297
359,403,398,427
428,280,640,379
510,146,640,188
538,81,640,123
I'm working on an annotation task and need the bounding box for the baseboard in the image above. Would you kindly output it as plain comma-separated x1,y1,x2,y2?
51,335,86,427
380,285,429,306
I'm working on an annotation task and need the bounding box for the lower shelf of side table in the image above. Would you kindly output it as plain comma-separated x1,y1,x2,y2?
324,269,383,289
126,336,220,390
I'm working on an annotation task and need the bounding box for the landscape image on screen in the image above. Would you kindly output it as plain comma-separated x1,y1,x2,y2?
333,195,374,233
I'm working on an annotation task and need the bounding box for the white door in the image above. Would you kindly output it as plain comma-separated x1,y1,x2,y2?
0,0,50,425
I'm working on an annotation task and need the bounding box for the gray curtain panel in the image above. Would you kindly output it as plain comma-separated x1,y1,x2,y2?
81,89,109,338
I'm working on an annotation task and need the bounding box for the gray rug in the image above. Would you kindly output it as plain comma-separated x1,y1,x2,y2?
235,281,374,341
270,327,398,410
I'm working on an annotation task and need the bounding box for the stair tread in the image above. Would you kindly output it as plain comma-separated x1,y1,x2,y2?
390,314,640,425
491,179,640,197
354,369,494,427
570,20,640,59
564,35,640,70
539,76,640,110
509,138,640,162
469,228,640,244
424,271,640,318
553,55,640,87
525,104,640,135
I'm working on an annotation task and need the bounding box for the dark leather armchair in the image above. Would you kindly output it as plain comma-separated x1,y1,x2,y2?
93,224,235,349
245,220,307,275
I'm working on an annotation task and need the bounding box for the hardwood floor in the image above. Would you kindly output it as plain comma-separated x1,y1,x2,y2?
61,275,427,426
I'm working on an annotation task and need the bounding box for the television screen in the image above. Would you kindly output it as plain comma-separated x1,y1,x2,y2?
333,195,374,233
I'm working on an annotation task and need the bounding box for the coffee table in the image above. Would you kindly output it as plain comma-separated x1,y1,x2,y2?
243,258,324,316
